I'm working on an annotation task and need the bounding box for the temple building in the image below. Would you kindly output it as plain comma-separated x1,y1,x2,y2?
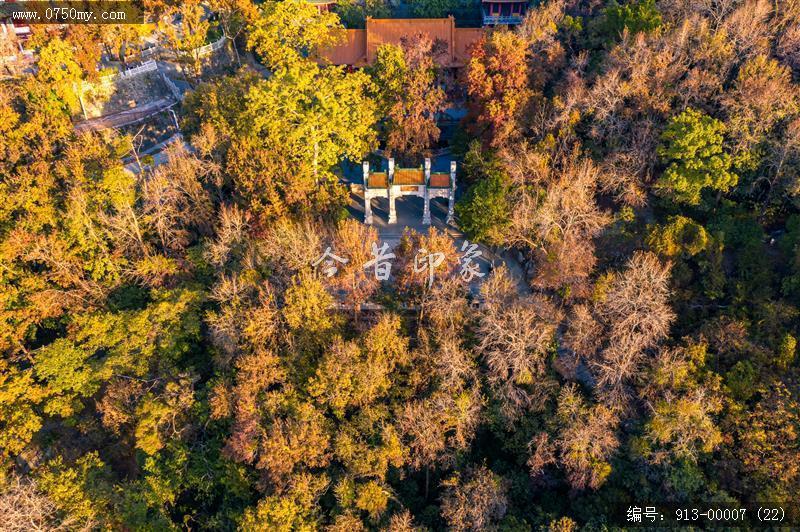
362,158,456,225
481,0,528,25
319,16,484,68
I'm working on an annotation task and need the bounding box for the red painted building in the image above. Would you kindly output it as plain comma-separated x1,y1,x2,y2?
319,17,484,68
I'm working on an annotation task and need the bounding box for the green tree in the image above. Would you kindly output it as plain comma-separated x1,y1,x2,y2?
247,0,344,69
335,0,391,28
184,62,377,220
240,473,328,530
0,362,46,461
656,108,738,205
776,333,797,370
354,480,390,520
455,172,511,246
159,0,211,84
283,269,337,338
209,0,259,65
601,0,661,41
643,344,723,463
369,44,407,120
36,453,113,529
646,216,709,257
308,314,409,417
733,385,800,500
35,36,83,113
408,0,463,18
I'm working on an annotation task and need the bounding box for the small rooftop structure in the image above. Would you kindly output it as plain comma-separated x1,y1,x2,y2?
1,18,31,42
1,13,31,59
319,16,484,68
307,0,337,12
482,0,529,25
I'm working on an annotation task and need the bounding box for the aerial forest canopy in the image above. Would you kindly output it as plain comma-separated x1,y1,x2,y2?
1,0,799,529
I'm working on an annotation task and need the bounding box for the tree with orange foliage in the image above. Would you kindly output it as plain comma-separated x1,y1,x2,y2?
477,266,562,421
506,156,610,296
393,227,459,298
440,466,509,531
328,219,381,313
465,30,532,148
528,384,620,490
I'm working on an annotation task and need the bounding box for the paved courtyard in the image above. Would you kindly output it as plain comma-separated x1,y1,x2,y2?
345,181,530,296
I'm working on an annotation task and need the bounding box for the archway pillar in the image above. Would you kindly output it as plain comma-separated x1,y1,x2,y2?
387,158,397,224
363,161,374,224
446,160,456,224
422,158,432,225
